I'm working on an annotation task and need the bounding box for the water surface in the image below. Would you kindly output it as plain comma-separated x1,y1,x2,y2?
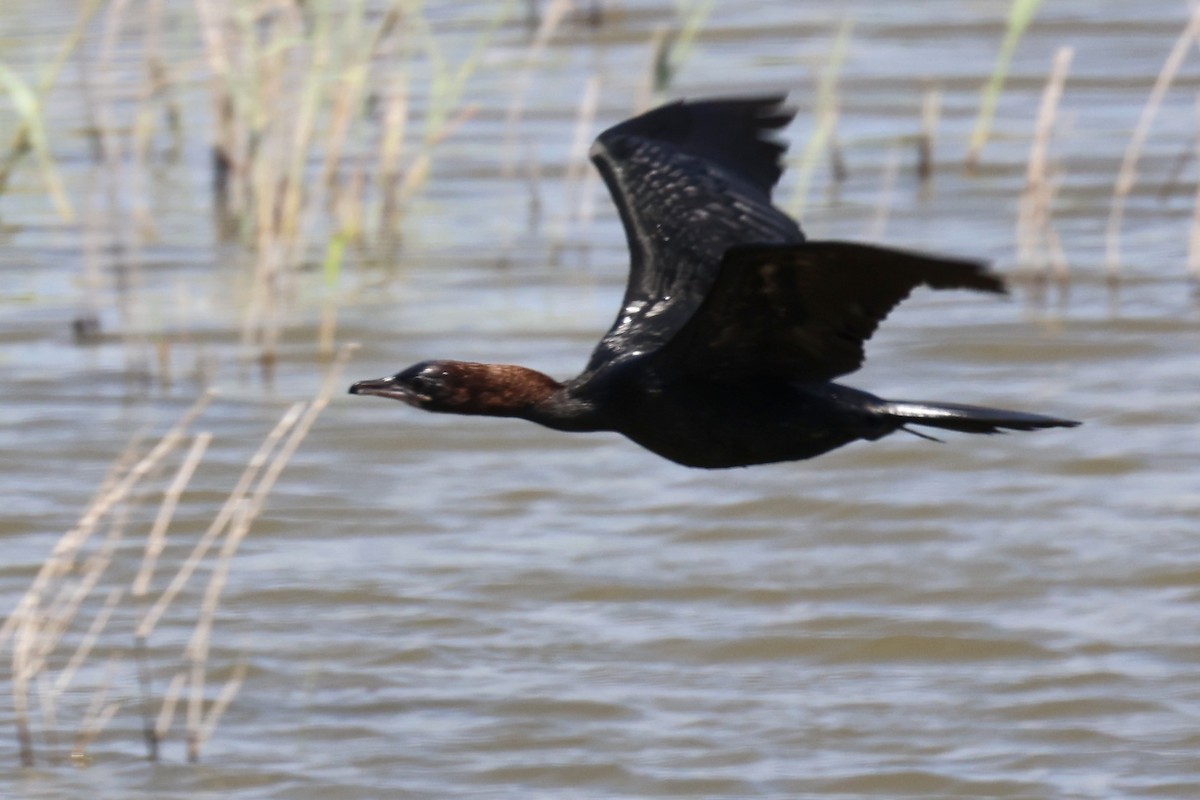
2,1,1200,797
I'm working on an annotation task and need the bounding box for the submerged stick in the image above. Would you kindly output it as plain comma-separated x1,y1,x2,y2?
135,636,158,760
917,82,940,182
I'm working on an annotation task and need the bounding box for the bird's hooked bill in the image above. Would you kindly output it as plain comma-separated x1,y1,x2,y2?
348,376,426,405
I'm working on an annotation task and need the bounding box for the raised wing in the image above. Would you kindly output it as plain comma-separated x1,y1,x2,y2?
648,242,1006,383
585,96,803,371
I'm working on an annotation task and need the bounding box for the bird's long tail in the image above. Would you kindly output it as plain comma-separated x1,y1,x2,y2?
882,400,1080,435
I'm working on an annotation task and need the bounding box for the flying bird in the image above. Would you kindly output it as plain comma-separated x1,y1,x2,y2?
350,96,1078,468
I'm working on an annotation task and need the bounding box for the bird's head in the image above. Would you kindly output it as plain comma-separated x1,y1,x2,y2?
348,360,474,412
349,360,562,417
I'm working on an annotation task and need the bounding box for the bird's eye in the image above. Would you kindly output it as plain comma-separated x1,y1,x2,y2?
409,369,447,394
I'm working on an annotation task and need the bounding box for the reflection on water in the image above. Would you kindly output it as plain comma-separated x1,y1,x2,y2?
3,0,1200,797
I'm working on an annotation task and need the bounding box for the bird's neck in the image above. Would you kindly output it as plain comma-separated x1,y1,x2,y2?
432,361,604,431
439,362,560,415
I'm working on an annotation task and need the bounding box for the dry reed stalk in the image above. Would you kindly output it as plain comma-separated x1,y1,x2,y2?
1189,94,1200,282
918,82,940,182
135,637,158,760
966,0,1044,170
190,661,247,762
95,0,135,178
39,587,124,759
0,0,103,200
405,106,480,195
367,6,415,248
661,0,715,92
279,12,330,264
247,246,285,377
34,666,60,759
72,657,121,759
320,4,402,198
635,27,669,113
52,589,123,701
0,65,76,222
327,0,372,181
155,671,187,743
29,517,124,681
573,80,604,246
129,0,178,239
795,100,842,215
504,0,572,178
13,605,36,764
73,699,121,762
77,190,107,345
235,1,337,369
522,138,545,238
138,0,183,160
392,105,478,210
866,145,901,241
377,75,411,244
94,0,156,379
84,428,148,528
1106,5,1200,278
137,403,303,641
373,0,497,243
0,391,215,653
1018,46,1073,281
133,432,214,598
243,131,283,366
26,516,124,755
184,344,358,761
185,650,206,762
551,75,601,262
317,301,339,362
829,137,848,186
788,19,853,218
192,0,240,217
157,340,173,389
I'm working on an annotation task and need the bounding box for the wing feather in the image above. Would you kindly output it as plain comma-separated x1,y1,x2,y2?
648,242,1006,382
585,96,802,370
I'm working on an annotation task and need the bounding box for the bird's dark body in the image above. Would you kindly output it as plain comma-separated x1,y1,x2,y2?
606,379,889,469
549,358,886,468
350,95,1079,468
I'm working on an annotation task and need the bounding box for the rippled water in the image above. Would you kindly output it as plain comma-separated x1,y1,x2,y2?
3,1,1200,798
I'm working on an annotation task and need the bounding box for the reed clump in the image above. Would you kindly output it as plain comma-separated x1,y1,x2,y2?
1,0,499,375
0,345,356,765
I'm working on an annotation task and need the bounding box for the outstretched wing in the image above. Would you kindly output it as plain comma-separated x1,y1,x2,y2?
648,242,1006,383
585,96,803,371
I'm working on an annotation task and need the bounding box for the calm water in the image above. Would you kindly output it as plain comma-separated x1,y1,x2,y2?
3,1,1200,798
